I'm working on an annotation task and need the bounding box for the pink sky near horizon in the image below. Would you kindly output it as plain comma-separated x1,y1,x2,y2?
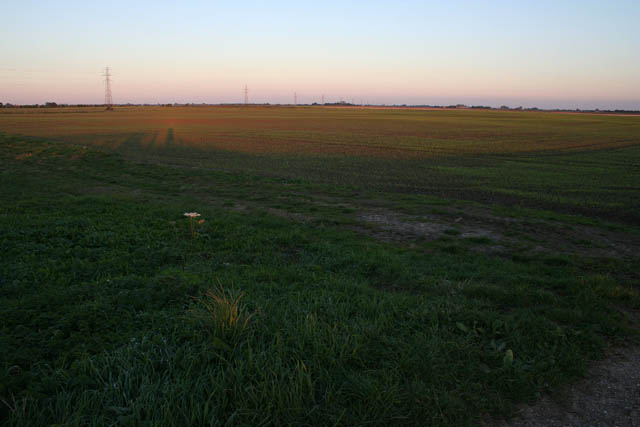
3,64,637,109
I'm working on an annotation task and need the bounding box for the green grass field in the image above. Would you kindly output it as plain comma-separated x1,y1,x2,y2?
1,107,639,425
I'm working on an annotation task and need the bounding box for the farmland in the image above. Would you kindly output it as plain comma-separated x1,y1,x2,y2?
1,106,639,425
1,106,639,222
1,106,637,157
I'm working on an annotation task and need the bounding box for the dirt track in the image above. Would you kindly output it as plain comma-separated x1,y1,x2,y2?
495,345,640,427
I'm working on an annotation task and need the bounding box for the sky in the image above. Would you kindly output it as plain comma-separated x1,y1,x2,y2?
1,0,639,109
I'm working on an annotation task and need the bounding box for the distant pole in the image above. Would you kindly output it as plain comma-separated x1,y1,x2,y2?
294,92,297,106
244,84,249,105
103,67,113,110
321,94,324,104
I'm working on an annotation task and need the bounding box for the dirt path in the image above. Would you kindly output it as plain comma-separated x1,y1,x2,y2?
493,345,640,427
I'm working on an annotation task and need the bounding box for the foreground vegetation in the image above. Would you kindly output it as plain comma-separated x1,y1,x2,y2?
1,108,639,425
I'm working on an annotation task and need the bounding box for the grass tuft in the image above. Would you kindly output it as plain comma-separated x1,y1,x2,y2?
191,280,255,342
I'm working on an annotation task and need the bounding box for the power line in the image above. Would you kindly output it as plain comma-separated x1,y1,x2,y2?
102,67,113,110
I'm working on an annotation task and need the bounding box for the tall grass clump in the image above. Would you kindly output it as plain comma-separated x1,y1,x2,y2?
191,280,255,344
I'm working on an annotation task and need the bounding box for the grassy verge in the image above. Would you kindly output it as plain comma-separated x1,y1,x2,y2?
1,135,638,426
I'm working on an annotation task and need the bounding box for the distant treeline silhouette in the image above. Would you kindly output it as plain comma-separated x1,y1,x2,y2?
0,101,638,114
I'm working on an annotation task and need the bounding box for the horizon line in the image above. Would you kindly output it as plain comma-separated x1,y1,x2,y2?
1,102,640,114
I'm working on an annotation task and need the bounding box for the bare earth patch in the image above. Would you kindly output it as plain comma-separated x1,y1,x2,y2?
360,212,450,240
493,345,640,427
356,205,639,259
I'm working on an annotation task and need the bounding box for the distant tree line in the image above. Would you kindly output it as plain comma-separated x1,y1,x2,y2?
0,101,638,114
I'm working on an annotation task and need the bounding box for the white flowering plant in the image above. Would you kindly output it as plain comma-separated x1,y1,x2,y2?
184,212,205,238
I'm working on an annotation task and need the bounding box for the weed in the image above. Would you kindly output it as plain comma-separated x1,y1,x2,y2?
183,211,203,238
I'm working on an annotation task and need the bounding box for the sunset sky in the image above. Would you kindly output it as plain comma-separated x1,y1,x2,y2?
2,0,639,109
